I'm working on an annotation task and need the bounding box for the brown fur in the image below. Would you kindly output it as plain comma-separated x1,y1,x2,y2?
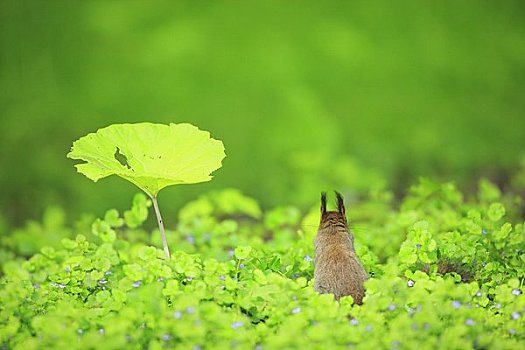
314,192,368,304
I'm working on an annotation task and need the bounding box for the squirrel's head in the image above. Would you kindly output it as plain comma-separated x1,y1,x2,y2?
319,191,348,230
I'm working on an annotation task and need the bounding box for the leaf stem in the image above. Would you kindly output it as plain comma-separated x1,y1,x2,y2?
151,195,170,260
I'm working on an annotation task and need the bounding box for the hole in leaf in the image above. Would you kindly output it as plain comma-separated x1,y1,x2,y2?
114,147,131,169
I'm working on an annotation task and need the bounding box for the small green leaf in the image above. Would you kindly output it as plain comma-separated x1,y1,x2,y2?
399,241,417,264
508,278,520,289
91,218,116,243
234,246,252,260
61,238,78,250
253,269,268,285
494,223,512,241
124,193,151,228
487,203,505,221
478,179,501,202
138,246,158,261
104,209,124,228
123,263,144,281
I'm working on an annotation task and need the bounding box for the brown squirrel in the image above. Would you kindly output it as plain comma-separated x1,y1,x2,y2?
314,191,368,304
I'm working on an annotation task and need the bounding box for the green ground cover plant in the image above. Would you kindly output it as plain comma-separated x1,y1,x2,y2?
1,177,523,349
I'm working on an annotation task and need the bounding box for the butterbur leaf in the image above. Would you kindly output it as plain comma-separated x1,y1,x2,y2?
67,123,226,197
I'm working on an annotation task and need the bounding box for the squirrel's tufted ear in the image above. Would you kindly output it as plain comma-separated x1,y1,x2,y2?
320,192,327,216
335,191,345,216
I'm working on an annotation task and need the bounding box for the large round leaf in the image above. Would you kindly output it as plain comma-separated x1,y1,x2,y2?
67,123,226,197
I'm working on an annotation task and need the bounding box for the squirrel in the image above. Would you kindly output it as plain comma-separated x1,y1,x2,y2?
314,191,368,304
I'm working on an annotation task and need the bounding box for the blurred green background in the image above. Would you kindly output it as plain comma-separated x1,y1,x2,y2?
1,0,524,226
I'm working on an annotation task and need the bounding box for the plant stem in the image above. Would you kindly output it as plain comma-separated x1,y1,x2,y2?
151,195,170,260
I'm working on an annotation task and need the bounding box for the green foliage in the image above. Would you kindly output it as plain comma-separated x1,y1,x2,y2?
0,207,72,257
67,123,226,198
178,189,262,224
1,181,524,349
124,193,152,229
399,220,437,265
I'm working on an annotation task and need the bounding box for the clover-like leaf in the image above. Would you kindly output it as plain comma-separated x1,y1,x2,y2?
67,122,226,197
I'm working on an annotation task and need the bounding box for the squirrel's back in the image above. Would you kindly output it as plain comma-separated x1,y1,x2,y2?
314,192,368,304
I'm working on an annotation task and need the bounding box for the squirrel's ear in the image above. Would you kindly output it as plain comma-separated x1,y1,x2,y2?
320,192,327,215
335,191,345,216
